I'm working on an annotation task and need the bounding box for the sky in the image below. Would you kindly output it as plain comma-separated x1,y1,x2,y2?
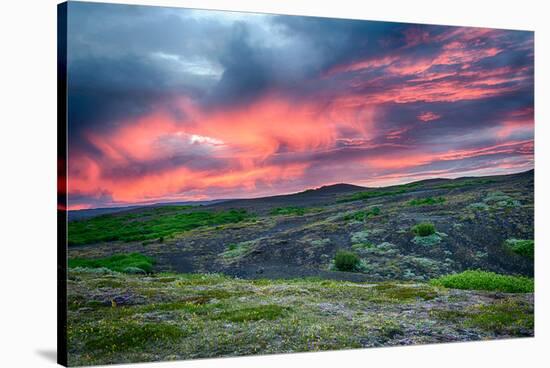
65,2,534,210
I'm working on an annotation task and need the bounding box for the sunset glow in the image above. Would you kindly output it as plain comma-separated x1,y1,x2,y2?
66,3,534,209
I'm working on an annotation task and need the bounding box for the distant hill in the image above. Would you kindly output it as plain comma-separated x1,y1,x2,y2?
68,169,534,221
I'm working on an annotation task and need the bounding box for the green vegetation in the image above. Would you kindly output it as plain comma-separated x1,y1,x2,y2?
67,269,534,366
68,253,154,273
343,207,380,221
334,250,360,271
79,321,187,353
338,189,407,203
464,300,533,334
430,270,534,293
408,197,445,206
212,305,288,322
220,239,261,262
412,232,444,246
373,283,437,301
505,239,534,259
68,208,251,245
411,222,436,237
468,202,489,211
434,178,495,190
432,300,533,336
270,206,308,216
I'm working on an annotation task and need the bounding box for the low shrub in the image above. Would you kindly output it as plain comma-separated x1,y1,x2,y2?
412,222,436,237
334,250,360,272
505,239,534,259
430,270,534,293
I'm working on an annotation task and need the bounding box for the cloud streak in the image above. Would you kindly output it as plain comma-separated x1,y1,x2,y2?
65,3,534,209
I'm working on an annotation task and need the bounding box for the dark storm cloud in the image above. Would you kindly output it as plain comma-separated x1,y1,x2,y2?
65,2,534,208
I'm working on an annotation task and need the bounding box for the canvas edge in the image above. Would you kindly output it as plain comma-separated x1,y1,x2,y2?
57,2,68,366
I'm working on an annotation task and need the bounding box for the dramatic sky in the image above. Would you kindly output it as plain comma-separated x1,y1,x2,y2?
66,2,534,210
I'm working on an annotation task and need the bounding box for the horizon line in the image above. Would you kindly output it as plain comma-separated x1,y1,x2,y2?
67,167,534,212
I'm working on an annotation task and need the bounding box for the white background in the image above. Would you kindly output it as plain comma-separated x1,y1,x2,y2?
0,0,548,367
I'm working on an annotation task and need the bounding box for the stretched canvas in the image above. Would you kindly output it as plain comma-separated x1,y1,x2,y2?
58,1,535,366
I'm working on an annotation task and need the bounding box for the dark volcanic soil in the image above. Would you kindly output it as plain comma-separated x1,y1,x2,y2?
69,170,534,282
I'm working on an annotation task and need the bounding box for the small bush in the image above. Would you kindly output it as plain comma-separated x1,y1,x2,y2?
430,270,534,293
505,239,534,259
412,222,436,237
334,250,360,272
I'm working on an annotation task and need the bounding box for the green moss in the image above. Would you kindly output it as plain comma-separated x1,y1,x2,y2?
68,208,252,245
466,300,533,334
373,284,438,301
77,321,187,353
408,197,445,206
338,190,407,203
505,239,534,259
434,179,495,189
270,207,308,216
432,300,533,336
68,253,154,273
430,270,534,293
211,305,288,322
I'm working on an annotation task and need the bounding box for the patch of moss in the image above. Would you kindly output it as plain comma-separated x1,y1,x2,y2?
211,305,288,322
270,207,309,216
465,300,533,335
408,197,445,206
77,321,187,353
430,270,534,293
432,300,533,336
373,283,438,301
68,253,154,273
